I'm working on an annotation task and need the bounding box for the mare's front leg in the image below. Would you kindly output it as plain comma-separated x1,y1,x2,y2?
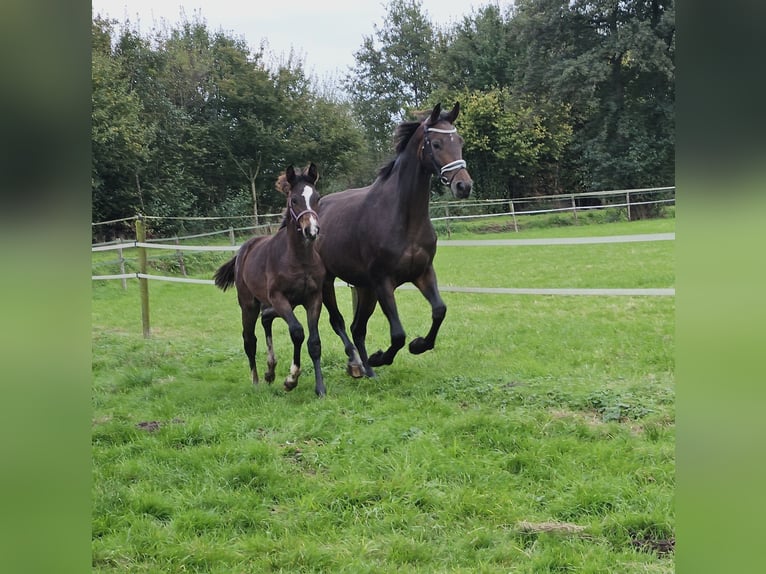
239,297,262,385
260,306,278,383
409,265,447,355
322,276,364,378
269,294,305,392
367,280,406,368
305,295,326,397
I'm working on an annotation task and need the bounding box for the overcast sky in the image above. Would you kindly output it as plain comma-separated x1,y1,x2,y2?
91,0,498,81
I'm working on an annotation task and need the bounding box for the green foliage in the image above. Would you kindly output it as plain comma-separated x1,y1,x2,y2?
438,88,573,199
345,0,436,152
93,0,675,236
510,0,675,197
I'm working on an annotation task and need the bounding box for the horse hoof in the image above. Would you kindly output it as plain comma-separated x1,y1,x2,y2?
368,350,386,367
347,363,364,378
265,371,275,384
284,380,298,392
408,337,431,355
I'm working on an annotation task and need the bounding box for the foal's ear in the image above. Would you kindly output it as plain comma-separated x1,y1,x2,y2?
446,101,460,123
276,167,294,195
307,162,319,184
286,165,297,185
428,102,442,125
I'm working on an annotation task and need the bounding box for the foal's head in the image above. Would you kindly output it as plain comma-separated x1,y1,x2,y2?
276,163,321,242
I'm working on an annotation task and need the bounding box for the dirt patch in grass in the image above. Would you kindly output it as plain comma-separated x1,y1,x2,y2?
136,418,185,432
517,520,587,535
630,534,675,555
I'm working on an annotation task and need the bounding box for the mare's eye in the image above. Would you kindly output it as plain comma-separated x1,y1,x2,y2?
432,140,442,150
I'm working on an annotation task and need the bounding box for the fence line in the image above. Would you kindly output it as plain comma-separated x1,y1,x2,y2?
92,232,675,254
439,233,674,246
429,198,675,222
91,272,675,297
91,186,675,245
93,229,675,337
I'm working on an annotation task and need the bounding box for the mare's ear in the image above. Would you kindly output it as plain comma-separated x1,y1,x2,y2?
428,102,442,125
445,102,460,123
307,162,319,184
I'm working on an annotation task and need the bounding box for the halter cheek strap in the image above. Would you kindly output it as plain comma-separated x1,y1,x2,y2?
422,126,468,185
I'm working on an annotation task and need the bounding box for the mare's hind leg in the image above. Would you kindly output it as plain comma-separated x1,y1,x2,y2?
261,306,278,383
349,286,379,377
240,298,262,385
367,281,406,368
322,276,364,378
408,265,447,355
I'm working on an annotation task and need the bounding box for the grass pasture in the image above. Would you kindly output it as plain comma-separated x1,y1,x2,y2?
92,218,675,572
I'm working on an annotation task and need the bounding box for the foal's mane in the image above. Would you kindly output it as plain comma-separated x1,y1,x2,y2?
377,109,451,182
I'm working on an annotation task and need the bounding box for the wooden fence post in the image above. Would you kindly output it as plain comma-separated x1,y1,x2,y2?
571,194,578,223
174,236,187,276
444,203,451,239
229,227,235,245
509,200,518,232
135,216,151,339
118,238,127,290
626,191,632,221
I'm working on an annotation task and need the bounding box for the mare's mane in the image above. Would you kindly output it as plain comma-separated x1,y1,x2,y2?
376,109,453,182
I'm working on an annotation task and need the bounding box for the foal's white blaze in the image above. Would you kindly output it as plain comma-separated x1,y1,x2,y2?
302,185,319,236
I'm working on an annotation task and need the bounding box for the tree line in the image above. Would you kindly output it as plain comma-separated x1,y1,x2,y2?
92,0,674,240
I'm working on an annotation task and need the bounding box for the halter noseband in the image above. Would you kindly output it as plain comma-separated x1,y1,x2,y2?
422,125,468,185
289,200,319,234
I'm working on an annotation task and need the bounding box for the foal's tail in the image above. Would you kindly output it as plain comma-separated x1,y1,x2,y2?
213,256,236,291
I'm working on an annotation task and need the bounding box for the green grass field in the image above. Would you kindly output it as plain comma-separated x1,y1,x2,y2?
92,217,675,572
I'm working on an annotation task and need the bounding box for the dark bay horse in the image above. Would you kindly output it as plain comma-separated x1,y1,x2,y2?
213,163,327,396
315,102,473,377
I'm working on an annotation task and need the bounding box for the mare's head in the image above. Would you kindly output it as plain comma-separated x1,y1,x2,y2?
276,163,321,242
418,102,473,199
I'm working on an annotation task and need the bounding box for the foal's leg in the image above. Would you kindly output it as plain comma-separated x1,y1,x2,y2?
269,294,305,391
261,306,278,383
350,286,381,376
322,276,364,378
305,295,326,397
240,298,262,385
367,280,406,368
409,265,447,355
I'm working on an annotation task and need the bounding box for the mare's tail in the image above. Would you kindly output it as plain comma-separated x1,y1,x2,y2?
213,257,236,291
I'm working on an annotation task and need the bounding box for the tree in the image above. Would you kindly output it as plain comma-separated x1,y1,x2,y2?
440,88,572,200
91,17,153,232
345,0,436,154
434,4,517,92
512,0,675,207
